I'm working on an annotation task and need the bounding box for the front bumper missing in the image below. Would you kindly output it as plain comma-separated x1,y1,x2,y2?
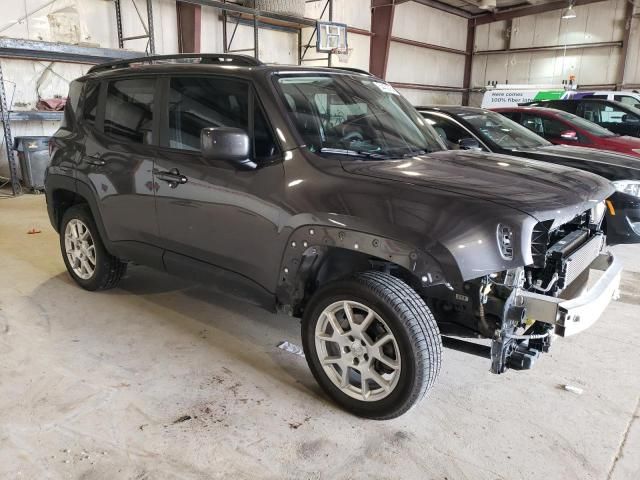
517,253,622,337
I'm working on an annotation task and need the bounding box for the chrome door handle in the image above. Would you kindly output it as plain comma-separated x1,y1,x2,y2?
153,168,188,188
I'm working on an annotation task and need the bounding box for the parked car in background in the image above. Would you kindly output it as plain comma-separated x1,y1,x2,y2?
492,106,640,158
565,90,640,108
418,106,640,244
45,54,622,419
521,99,640,138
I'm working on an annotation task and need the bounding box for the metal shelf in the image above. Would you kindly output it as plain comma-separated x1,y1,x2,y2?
184,0,317,27
8,111,64,121
0,38,144,64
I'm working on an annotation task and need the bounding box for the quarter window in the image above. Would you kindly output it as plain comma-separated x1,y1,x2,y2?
82,81,100,129
104,79,156,144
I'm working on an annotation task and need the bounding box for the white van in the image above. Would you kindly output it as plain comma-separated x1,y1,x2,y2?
565,90,640,108
481,84,567,108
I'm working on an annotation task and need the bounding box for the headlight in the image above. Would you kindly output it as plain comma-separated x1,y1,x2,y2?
613,180,640,198
632,149,640,155
590,201,606,224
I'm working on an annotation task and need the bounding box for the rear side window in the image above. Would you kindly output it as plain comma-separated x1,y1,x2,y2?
104,78,156,145
62,80,83,127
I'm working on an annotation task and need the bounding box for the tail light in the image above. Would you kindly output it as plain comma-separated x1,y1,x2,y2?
48,137,55,157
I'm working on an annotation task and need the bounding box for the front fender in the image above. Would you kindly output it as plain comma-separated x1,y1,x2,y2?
275,223,460,311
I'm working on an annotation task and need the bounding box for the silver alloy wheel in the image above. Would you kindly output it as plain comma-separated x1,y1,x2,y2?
64,219,97,280
314,300,402,401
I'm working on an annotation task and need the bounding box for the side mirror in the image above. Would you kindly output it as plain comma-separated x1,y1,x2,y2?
560,130,579,140
201,127,256,170
458,137,482,151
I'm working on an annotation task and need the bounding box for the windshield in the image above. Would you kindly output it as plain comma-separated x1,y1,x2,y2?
275,74,445,159
460,110,551,149
556,111,618,137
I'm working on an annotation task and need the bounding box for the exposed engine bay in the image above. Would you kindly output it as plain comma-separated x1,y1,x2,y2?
428,203,620,374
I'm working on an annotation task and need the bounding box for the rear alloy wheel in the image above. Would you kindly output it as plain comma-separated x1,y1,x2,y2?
64,219,97,280
302,271,442,419
60,204,127,291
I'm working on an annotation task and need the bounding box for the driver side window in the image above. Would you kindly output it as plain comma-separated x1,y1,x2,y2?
521,114,567,140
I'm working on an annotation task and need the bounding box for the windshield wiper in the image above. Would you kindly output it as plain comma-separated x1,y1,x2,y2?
319,148,391,159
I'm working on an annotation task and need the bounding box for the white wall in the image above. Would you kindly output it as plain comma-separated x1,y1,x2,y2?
471,0,628,91
623,5,640,86
385,2,468,105
0,0,372,177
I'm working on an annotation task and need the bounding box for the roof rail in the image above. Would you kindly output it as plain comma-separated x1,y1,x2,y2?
88,53,263,74
331,67,376,77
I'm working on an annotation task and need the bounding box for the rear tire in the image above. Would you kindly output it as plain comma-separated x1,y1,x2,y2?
60,204,126,291
302,271,442,419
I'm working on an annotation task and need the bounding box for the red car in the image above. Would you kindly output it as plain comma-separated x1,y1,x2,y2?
492,106,640,158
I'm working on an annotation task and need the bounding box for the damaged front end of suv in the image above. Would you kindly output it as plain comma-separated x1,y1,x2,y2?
426,199,621,374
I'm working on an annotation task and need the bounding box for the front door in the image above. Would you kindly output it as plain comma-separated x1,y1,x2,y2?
153,75,285,291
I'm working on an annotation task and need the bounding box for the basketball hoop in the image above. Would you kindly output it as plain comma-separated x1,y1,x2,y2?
332,47,353,63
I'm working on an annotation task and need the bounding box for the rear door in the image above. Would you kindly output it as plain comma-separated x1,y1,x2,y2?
79,76,162,264
153,74,285,290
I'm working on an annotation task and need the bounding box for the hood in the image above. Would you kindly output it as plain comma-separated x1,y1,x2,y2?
515,144,640,172
341,150,614,223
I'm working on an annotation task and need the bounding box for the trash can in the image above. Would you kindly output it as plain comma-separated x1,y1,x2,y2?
13,136,50,192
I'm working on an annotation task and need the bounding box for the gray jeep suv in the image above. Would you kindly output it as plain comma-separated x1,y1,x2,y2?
45,54,622,419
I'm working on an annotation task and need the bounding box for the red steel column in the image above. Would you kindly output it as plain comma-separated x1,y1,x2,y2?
462,19,475,106
177,1,202,53
370,0,396,79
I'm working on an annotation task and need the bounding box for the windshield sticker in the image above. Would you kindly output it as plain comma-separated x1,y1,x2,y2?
374,82,400,95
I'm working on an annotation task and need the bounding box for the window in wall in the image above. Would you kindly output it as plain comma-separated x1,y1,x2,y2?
104,78,156,144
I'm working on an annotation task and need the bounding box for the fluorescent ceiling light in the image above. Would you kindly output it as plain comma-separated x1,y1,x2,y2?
561,5,577,19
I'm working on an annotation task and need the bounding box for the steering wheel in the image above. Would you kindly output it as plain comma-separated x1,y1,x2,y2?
342,130,365,145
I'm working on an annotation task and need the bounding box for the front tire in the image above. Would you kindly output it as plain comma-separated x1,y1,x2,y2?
302,271,442,419
60,204,126,291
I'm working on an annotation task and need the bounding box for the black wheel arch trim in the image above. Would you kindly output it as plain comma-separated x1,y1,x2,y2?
45,175,116,255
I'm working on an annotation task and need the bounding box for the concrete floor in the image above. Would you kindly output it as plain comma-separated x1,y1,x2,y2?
0,193,639,480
